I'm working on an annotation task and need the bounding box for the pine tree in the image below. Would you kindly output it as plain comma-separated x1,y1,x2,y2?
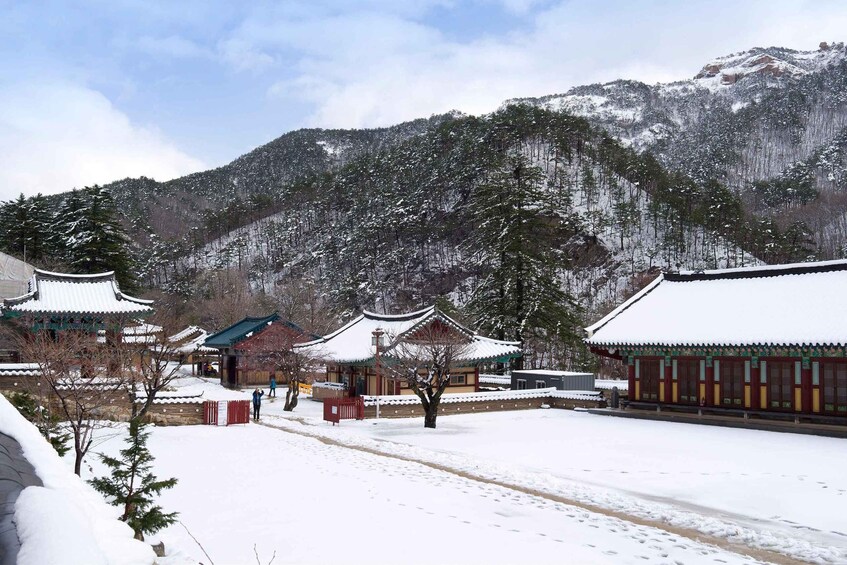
466,153,581,369
62,186,137,290
8,391,71,457
48,189,86,265
88,423,178,541
0,193,51,262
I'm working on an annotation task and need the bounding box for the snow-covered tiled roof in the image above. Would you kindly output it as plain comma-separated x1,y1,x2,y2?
133,393,205,405
586,259,847,348
478,374,511,386
169,325,204,343
361,387,602,406
3,270,153,316
595,379,629,392
168,326,216,354
299,306,521,364
0,363,40,376
122,322,162,335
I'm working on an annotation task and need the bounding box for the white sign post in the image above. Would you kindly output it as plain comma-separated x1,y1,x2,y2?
217,401,228,426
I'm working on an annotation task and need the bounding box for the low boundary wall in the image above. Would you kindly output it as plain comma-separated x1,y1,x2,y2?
361,388,605,419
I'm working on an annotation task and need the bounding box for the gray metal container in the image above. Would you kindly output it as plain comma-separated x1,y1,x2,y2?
511,370,595,391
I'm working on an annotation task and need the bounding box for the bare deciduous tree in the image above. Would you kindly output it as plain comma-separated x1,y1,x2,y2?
240,323,321,412
194,268,273,330
384,321,472,429
15,329,126,475
117,312,187,425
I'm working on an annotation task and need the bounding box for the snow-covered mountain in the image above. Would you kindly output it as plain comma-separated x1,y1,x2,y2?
511,43,847,214
73,42,841,366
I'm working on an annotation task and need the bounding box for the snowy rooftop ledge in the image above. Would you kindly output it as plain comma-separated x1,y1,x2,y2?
133,393,206,405
586,259,847,348
0,395,155,564
361,388,602,407
478,374,511,385
3,269,153,316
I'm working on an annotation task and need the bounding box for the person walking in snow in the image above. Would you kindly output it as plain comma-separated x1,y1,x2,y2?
269,376,277,398
252,388,264,420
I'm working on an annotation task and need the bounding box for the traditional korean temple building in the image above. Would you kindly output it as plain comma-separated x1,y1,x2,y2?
301,306,521,396
203,314,312,389
0,269,153,374
167,326,217,374
585,260,847,418
2,269,153,334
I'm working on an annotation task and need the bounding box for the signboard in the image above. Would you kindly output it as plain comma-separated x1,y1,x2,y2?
217,401,228,426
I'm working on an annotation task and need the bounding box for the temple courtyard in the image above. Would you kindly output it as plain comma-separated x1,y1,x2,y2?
70,373,847,565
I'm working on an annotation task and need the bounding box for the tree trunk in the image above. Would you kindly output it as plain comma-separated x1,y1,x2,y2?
74,449,83,476
424,405,438,428
283,380,299,412
424,391,443,429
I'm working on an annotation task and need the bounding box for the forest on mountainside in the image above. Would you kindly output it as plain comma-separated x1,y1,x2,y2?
0,104,813,370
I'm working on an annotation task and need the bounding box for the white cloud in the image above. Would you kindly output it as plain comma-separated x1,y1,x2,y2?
217,38,277,72
216,0,847,131
0,82,206,199
136,35,211,59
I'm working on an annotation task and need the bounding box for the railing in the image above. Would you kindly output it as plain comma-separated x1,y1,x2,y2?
323,397,364,424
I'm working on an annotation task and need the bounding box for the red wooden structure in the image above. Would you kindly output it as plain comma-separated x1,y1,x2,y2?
203,400,251,425
227,400,251,424
203,401,218,425
323,397,365,424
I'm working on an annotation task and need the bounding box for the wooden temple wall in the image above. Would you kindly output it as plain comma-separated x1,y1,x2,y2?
626,353,846,417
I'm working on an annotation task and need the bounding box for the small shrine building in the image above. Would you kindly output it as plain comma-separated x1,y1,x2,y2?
203,314,312,389
301,306,521,396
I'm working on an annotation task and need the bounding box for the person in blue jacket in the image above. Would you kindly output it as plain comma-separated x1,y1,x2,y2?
269,376,277,397
252,388,264,420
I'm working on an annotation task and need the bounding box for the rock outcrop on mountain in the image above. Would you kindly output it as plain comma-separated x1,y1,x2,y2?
512,42,847,255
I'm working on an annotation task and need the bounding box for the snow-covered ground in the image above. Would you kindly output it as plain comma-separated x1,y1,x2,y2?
77,371,847,564
0,395,155,565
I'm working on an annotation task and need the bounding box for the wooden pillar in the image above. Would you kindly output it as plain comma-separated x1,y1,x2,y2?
705,359,715,406
474,367,480,393
627,361,635,400
811,361,821,414
802,360,813,413
750,362,760,410
663,358,673,404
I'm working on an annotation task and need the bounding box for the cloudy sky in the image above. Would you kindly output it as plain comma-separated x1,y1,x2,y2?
0,0,845,199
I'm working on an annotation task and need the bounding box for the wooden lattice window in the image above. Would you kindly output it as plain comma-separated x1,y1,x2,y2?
721,360,745,406
640,359,660,401
768,361,794,410
821,362,847,414
677,360,699,404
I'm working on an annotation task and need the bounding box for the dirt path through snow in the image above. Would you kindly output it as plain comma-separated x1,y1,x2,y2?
258,417,807,565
